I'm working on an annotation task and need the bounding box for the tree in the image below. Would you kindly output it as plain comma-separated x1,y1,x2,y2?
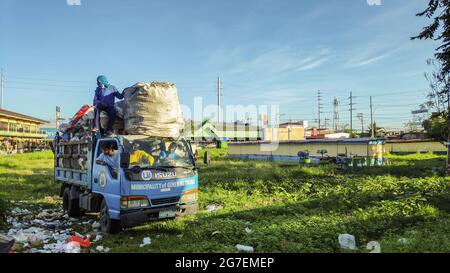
404,120,419,132
413,1,450,83
423,112,449,141
413,1,450,141
424,59,449,113
369,122,382,138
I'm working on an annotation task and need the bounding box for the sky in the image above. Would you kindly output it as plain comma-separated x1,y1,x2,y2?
0,0,441,129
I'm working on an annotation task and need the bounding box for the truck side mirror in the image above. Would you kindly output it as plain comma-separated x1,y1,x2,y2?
120,152,130,169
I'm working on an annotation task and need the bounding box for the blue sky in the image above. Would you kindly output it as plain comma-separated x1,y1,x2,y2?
0,0,440,129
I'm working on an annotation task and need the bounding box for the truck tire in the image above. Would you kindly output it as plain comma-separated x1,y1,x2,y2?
63,187,84,217
99,199,121,234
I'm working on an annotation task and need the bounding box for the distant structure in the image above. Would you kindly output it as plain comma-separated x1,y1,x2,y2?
0,108,48,153
333,97,340,131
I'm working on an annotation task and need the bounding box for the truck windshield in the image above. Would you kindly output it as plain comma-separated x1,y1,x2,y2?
123,137,194,169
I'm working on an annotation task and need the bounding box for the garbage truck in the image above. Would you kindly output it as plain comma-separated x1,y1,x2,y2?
54,134,199,233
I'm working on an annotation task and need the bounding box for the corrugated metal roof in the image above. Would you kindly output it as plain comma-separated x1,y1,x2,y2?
0,108,49,124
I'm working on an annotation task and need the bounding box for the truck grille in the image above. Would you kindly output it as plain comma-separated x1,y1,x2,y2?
151,197,180,206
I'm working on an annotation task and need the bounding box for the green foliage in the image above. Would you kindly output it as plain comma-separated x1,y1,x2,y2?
423,113,449,141
413,1,450,78
2,150,450,252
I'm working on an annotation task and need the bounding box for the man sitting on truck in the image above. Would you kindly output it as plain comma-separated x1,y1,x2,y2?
96,142,120,171
92,75,124,137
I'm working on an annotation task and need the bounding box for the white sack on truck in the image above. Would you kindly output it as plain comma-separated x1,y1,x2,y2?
123,82,185,138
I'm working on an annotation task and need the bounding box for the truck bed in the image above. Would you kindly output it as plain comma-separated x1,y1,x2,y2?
55,140,93,189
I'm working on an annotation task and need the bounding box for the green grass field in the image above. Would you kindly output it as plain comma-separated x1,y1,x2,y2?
1,150,450,252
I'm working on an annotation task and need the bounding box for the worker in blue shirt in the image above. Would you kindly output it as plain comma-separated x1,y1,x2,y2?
96,142,120,171
93,75,124,137
160,142,181,165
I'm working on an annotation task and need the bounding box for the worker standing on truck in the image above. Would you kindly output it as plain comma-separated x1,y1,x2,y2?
93,75,124,137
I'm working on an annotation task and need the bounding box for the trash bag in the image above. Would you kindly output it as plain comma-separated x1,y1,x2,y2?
123,82,185,138
115,101,125,119
338,234,357,250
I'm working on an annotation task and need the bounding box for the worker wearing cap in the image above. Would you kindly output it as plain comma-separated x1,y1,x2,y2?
93,75,124,137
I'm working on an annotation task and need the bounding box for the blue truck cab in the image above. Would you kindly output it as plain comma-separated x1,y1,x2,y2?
54,135,199,233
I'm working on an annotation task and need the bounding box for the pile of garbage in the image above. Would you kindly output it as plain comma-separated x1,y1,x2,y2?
57,102,125,143
56,81,184,142
123,82,185,138
1,205,110,253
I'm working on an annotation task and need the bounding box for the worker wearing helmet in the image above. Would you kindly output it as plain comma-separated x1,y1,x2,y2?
93,75,124,137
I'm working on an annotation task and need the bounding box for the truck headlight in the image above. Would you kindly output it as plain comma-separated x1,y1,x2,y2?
120,196,149,209
180,189,198,203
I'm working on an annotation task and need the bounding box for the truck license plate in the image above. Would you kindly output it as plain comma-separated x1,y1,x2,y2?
159,210,176,219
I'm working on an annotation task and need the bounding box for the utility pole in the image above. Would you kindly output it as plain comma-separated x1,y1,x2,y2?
357,113,364,135
217,77,221,125
349,92,356,136
370,96,375,138
56,106,61,130
333,97,340,131
317,90,323,133
0,68,4,109
324,118,330,130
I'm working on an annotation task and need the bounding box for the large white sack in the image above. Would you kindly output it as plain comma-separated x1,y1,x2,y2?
123,82,185,138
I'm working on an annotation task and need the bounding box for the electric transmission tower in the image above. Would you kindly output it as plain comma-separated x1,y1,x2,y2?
333,97,340,131
317,90,323,132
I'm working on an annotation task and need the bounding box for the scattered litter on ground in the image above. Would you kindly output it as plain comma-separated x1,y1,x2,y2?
206,204,223,212
65,241,81,253
211,231,221,236
140,237,151,247
366,241,381,253
236,244,254,252
95,245,110,253
68,235,92,248
245,227,253,234
177,234,184,238
92,222,101,229
4,205,110,253
338,234,357,250
398,238,410,244
93,234,103,242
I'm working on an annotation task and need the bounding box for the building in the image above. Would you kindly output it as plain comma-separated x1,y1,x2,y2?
386,139,446,154
228,138,386,164
0,108,49,153
183,121,261,142
40,122,58,141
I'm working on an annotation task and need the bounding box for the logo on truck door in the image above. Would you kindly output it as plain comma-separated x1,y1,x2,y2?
99,172,107,188
141,170,153,181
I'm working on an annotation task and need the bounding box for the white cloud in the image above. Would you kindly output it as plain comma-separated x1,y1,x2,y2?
227,46,332,78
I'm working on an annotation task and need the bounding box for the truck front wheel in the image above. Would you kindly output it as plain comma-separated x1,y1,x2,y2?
99,199,121,234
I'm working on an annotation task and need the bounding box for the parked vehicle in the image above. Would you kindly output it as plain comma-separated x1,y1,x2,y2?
54,135,198,233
